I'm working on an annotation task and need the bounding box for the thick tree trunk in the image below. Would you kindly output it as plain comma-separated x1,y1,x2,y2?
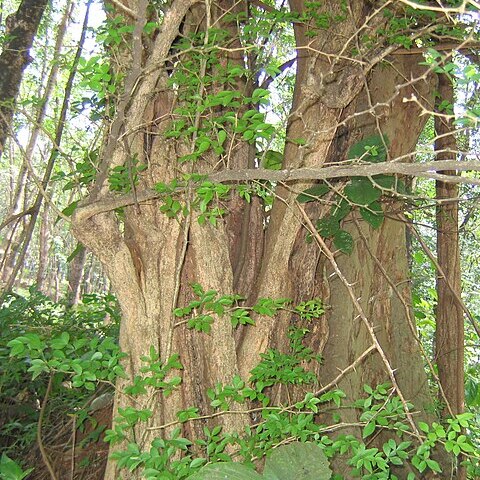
0,0,49,156
72,2,453,479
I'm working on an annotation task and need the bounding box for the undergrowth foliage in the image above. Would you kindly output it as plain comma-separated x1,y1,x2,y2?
0,289,120,476
1,290,479,479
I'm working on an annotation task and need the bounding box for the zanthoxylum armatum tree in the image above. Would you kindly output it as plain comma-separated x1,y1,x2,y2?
72,1,474,478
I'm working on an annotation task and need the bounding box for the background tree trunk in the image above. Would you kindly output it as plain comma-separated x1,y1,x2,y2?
435,73,465,479
35,203,50,293
67,245,87,306
1,0,88,296
0,0,49,156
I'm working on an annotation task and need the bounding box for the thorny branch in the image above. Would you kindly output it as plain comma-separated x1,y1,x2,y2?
74,159,480,221
295,201,422,439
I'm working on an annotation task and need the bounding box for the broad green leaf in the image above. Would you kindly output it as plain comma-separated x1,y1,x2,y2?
7,339,25,357
186,463,263,480
217,130,227,146
330,199,351,221
197,140,211,154
50,332,70,350
333,230,354,255
344,178,382,206
61,201,78,217
0,454,34,480
243,130,255,141
360,201,384,229
316,217,340,237
297,184,329,203
362,421,376,438
263,442,332,480
371,174,406,194
262,150,283,170
348,134,389,163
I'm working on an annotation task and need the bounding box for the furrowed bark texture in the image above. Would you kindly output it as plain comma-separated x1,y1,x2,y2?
434,74,464,425
71,1,450,478
0,0,49,156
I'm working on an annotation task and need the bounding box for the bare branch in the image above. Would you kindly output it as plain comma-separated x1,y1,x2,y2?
397,0,480,14
107,0,138,19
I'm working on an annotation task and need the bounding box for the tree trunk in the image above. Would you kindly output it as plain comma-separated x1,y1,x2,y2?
0,0,49,156
435,73,465,479
71,2,455,478
35,203,50,293
67,244,87,306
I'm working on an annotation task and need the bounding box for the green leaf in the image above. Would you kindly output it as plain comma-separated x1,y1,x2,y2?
362,421,376,438
348,134,389,163
50,332,70,350
0,454,34,480
66,243,85,263
360,201,384,229
217,130,227,146
197,139,211,154
333,230,354,255
7,339,25,357
243,130,255,141
297,184,329,203
61,201,79,217
262,150,283,170
425,459,442,473
330,199,351,221
263,442,332,480
344,178,382,206
316,217,340,237
186,463,263,480
418,422,430,433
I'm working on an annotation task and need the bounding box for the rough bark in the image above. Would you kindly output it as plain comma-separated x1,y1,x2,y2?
434,73,465,478
0,0,49,156
71,2,454,479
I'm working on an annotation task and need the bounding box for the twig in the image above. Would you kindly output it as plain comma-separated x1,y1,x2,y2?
70,414,76,480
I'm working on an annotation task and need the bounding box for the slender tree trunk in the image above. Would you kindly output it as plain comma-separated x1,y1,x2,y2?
0,0,73,289
67,245,87,306
35,203,50,292
434,73,465,478
0,0,49,156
